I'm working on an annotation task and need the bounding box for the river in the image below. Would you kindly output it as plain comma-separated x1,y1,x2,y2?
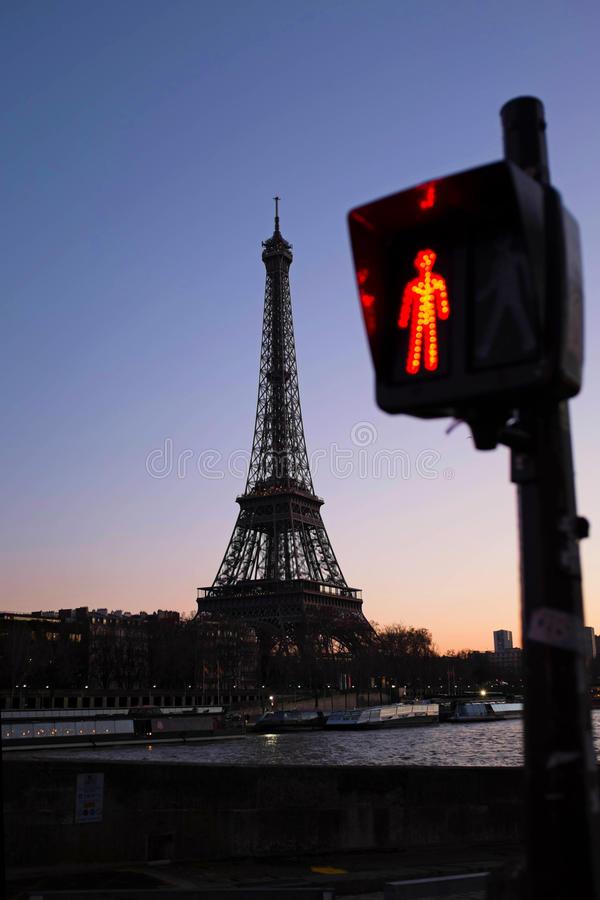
24,709,600,767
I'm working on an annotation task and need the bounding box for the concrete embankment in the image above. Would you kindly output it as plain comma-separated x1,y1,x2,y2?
5,759,524,869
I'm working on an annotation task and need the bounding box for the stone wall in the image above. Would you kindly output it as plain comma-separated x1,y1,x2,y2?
5,760,524,869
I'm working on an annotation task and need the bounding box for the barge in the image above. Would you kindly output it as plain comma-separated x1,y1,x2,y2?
252,709,326,733
1,705,244,750
444,701,523,723
326,703,439,729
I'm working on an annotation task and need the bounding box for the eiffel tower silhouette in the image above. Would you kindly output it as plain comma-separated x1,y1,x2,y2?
197,201,370,650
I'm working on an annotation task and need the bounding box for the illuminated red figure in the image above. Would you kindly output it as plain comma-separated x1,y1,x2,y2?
419,182,436,210
357,267,377,335
398,248,450,375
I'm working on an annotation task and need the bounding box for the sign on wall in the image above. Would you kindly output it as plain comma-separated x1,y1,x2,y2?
75,772,104,824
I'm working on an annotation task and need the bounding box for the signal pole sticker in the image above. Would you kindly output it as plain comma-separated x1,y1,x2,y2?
398,249,450,375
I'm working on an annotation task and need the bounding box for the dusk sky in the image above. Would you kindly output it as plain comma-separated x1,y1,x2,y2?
2,0,599,652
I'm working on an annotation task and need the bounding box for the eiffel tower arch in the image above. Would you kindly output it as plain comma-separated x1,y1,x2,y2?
197,201,372,667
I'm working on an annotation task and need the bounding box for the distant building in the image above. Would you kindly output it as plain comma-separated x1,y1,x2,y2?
489,647,522,675
0,607,187,693
156,610,181,622
466,646,522,680
583,626,596,659
493,630,513,652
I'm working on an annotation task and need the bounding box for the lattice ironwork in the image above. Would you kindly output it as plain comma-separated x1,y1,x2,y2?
198,202,369,637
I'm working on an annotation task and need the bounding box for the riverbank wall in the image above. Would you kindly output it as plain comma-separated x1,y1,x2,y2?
4,759,525,869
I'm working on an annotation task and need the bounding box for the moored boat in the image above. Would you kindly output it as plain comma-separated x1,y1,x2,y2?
1,705,242,749
446,701,523,723
325,703,439,729
252,709,326,733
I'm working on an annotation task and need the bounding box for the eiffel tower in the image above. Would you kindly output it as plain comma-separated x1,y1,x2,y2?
197,200,370,650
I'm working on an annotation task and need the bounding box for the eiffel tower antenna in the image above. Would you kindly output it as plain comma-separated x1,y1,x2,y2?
198,209,370,647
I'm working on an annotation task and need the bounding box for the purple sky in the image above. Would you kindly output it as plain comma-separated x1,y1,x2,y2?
2,0,599,652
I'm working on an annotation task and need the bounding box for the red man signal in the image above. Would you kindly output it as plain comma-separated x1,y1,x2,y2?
398,248,450,375
348,161,582,417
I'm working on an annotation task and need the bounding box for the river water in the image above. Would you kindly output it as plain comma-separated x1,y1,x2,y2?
26,710,600,767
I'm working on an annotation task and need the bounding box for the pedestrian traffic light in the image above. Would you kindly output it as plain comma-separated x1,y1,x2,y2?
348,161,582,418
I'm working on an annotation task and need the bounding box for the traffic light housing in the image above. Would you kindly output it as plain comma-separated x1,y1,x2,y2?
348,161,582,419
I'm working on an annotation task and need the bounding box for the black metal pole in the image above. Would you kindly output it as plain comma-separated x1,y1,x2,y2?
502,97,600,899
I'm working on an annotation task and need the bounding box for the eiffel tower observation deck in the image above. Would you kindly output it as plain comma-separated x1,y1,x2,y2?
197,200,370,647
